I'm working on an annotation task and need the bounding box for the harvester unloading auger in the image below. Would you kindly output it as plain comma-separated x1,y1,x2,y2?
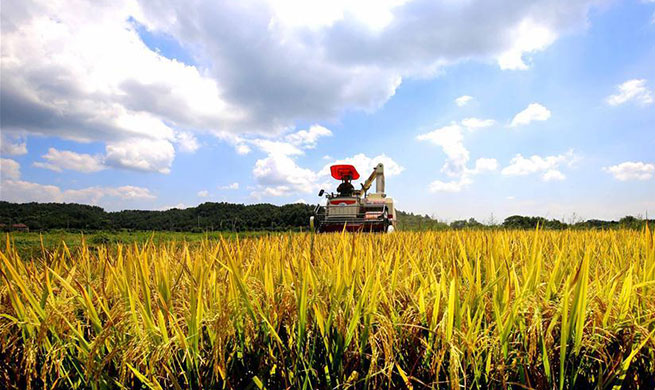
310,163,396,233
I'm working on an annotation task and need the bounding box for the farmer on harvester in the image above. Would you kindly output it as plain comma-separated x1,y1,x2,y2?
336,174,355,196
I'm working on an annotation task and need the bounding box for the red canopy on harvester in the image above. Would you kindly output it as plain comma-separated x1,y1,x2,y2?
330,164,360,180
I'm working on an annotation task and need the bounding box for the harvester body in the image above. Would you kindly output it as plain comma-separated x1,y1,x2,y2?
311,163,396,233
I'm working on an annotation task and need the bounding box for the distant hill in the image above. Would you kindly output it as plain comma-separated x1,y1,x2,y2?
0,201,652,232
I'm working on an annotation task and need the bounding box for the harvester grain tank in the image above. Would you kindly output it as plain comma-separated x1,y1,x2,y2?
311,163,396,232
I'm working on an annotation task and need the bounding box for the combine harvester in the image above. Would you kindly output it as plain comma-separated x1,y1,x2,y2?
311,163,396,233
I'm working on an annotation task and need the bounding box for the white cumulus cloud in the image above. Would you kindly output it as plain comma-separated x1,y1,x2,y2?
197,190,209,197
1,0,240,174
471,158,499,174
603,161,655,181
417,123,469,177
176,132,200,153
251,142,403,198
33,148,105,173
236,144,252,155
219,182,240,190
285,125,333,149
427,158,498,193
252,154,316,196
322,153,404,178
501,150,576,181
606,79,654,106
0,134,27,156
1,154,155,208
455,95,473,107
543,169,566,182
251,147,317,198
510,103,551,127
429,177,473,193
249,125,365,198
461,118,496,131
105,138,175,174
2,0,600,174
497,19,557,70
418,123,498,192
1,158,21,180
1,181,155,204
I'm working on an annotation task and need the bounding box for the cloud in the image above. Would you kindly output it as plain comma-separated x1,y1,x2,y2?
250,132,404,198
284,125,332,149
1,181,155,204
417,119,497,176
603,161,655,181
471,158,499,174
510,103,551,126
251,139,304,157
1,0,599,169
249,125,363,198
417,123,469,176
606,79,654,106
0,134,27,155
1,1,239,173
250,131,318,197
105,186,156,200
33,148,105,173
501,150,576,181
1,158,21,180
236,144,252,155
219,182,239,190
543,169,566,181
418,122,498,192
1,154,155,207
245,123,333,173
461,118,495,131
175,131,200,153
427,158,497,193
455,95,473,107
32,142,177,176
197,190,209,197
497,19,557,70
429,176,472,193
105,138,175,174
252,153,317,197
321,153,404,178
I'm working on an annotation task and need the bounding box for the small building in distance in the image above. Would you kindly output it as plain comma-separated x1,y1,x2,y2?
12,223,29,232
1,223,30,232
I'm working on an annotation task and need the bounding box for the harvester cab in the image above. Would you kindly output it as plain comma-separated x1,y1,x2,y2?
310,163,396,233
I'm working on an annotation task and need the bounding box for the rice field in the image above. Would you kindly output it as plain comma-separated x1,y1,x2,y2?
1,229,654,389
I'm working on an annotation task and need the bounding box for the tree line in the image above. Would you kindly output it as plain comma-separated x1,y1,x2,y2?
0,201,652,232
0,201,314,232
397,211,654,231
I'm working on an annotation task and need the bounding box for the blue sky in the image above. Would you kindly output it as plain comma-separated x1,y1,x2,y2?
1,0,654,221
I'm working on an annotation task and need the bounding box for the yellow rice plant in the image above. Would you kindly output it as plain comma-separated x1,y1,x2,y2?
0,228,654,389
